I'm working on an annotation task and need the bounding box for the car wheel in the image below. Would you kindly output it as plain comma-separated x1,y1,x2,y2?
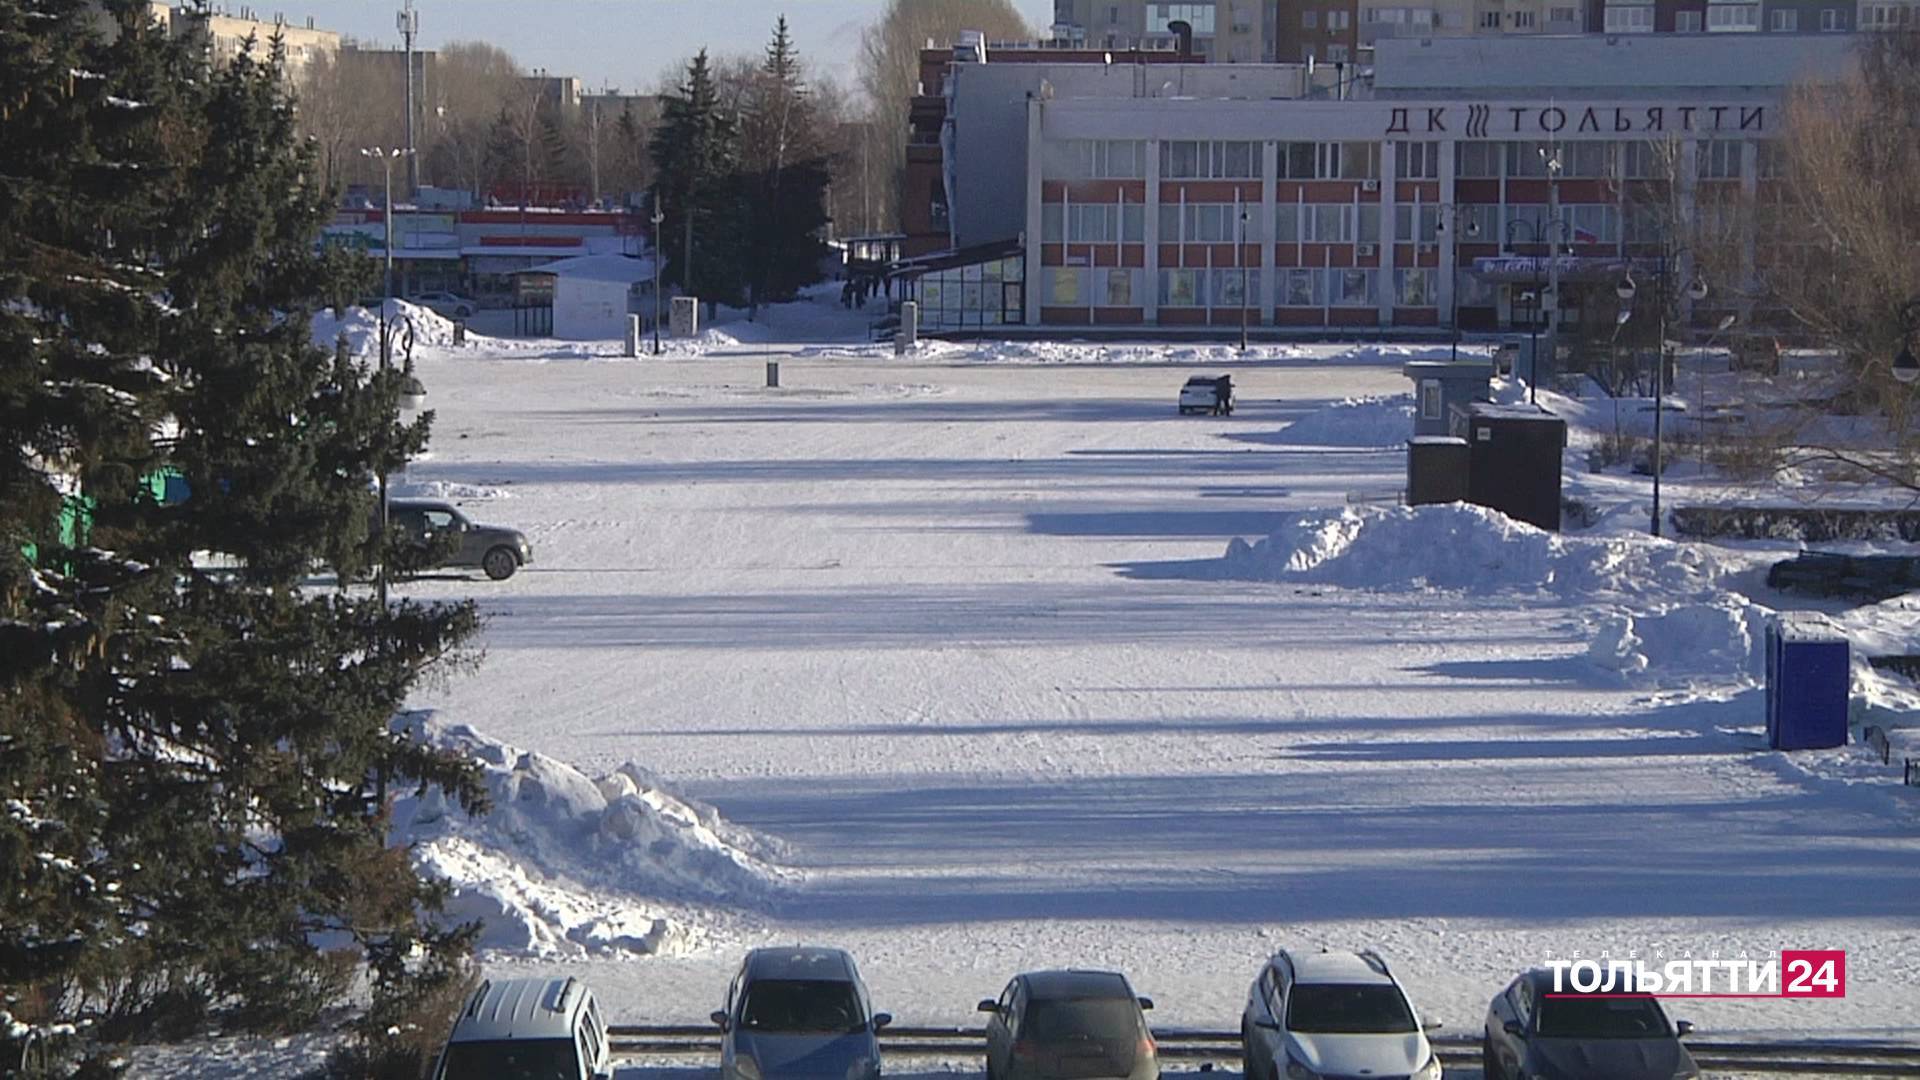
482,546,518,581
1240,1020,1257,1080
1481,1034,1502,1080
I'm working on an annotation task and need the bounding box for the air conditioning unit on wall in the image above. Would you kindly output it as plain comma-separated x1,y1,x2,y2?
1356,243,1378,256
1361,179,1380,191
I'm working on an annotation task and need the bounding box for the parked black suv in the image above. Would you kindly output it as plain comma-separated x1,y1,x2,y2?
383,498,532,580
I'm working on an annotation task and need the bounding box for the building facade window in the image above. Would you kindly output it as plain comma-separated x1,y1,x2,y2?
1455,140,1501,177
1511,10,1537,26
1282,268,1326,305
1147,2,1218,33
1158,268,1206,306
1159,203,1259,242
1327,43,1350,60
1604,3,1655,30
1770,7,1798,28
1332,268,1376,305
1820,6,1844,27
1042,203,1146,242
1054,139,1146,179
1160,140,1264,179
1303,9,1319,26
1396,140,1441,179
1697,138,1744,178
1675,10,1704,29
1211,268,1261,307
1707,3,1760,29
1328,9,1352,27
1550,5,1578,19
1480,10,1503,27
1397,268,1437,306
1395,203,1442,243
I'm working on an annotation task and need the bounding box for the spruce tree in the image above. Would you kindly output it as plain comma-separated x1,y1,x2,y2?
737,18,831,310
649,50,746,305
1,2,486,1072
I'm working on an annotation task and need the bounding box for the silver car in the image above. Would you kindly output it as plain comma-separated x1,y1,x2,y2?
713,947,891,1080
979,970,1159,1080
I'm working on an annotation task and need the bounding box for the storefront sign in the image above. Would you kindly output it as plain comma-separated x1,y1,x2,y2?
1388,103,1767,138
1471,255,1630,283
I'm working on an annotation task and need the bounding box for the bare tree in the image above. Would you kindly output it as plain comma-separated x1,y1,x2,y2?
1756,31,1920,492
856,0,1029,230
423,41,523,196
295,46,388,192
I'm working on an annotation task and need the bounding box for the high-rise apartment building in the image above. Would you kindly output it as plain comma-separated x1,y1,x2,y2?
1052,1,1269,62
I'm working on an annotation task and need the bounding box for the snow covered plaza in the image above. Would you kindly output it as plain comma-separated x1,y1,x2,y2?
240,297,1920,1060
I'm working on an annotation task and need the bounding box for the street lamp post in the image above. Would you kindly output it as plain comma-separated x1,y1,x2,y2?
1615,247,1707,539
1436,205,1480,362
359,146,420,606
651,200,665,355
1505,216,1571,404
1895,299,1920,385
1238,206,1251,354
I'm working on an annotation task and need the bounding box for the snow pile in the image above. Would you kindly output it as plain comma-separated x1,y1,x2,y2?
1269,394,1416,447
655,323,777,355
1218,503,1759,599
310,299,460,357
1585,598,1770,681
393,719,793,958
390,479,514,501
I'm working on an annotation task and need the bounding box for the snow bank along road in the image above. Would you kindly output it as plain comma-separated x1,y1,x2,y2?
396,344,1919,1045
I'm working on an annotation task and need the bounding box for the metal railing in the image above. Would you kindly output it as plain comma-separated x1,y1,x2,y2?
604,1024,1920,1076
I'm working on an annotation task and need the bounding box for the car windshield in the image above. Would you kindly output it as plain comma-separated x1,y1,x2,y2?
1024,996,1140,1042
438,1037,578,1079
740,979,865,1033
1536,995,1671,1039
1286,984,1417,1034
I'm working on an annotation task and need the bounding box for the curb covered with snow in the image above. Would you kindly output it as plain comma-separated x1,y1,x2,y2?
392,717,794,958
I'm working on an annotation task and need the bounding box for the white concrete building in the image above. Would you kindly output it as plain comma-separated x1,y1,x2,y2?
894,33,1854,336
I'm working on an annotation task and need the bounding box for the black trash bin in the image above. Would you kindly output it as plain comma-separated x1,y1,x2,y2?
1455,402,1568,531
1406,436,1470,505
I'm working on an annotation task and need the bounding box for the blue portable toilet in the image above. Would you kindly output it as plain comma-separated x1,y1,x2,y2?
1764,613,1850,751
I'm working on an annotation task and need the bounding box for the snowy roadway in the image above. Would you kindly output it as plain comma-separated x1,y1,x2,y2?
388,340,1917,1054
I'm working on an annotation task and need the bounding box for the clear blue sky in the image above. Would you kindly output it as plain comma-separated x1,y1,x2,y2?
283,1,1056,93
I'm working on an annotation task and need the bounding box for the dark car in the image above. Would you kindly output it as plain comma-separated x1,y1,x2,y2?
1484,969,1699,1080
1177,375,1233,415
979,970,1159,1080
712,947,891,1080
385,498,532,581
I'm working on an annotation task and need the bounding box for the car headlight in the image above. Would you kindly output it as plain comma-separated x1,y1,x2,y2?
1284,1061,1319,1080
1415,1053,1442,1080
736,1056,761,1080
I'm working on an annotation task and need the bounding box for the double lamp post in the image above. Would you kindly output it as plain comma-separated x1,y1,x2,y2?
359,146,429,605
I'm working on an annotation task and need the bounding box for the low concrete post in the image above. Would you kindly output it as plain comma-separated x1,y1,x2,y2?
894,300,919,356
625,315,641,357
670,296,699,338
766,360,780,387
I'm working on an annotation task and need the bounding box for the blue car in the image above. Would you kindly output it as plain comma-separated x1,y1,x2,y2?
713,947,893,1080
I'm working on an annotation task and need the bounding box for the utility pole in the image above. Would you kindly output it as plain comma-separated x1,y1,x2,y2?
398,0,419,197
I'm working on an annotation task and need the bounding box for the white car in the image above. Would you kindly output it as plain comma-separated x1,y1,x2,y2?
1241,949,1441,1080
411,291,478,319
433,976,612,1080
1178,374,1234,415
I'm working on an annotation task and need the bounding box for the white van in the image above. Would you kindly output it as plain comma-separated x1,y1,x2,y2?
434,976,612,1080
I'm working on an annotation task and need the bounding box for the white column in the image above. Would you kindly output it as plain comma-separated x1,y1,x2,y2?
1739,139,1758,324
1378,138,1397,327
1145,138,1161,324
1261,140,1278,325
1024,98,1043,327
1438,139,1458,331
